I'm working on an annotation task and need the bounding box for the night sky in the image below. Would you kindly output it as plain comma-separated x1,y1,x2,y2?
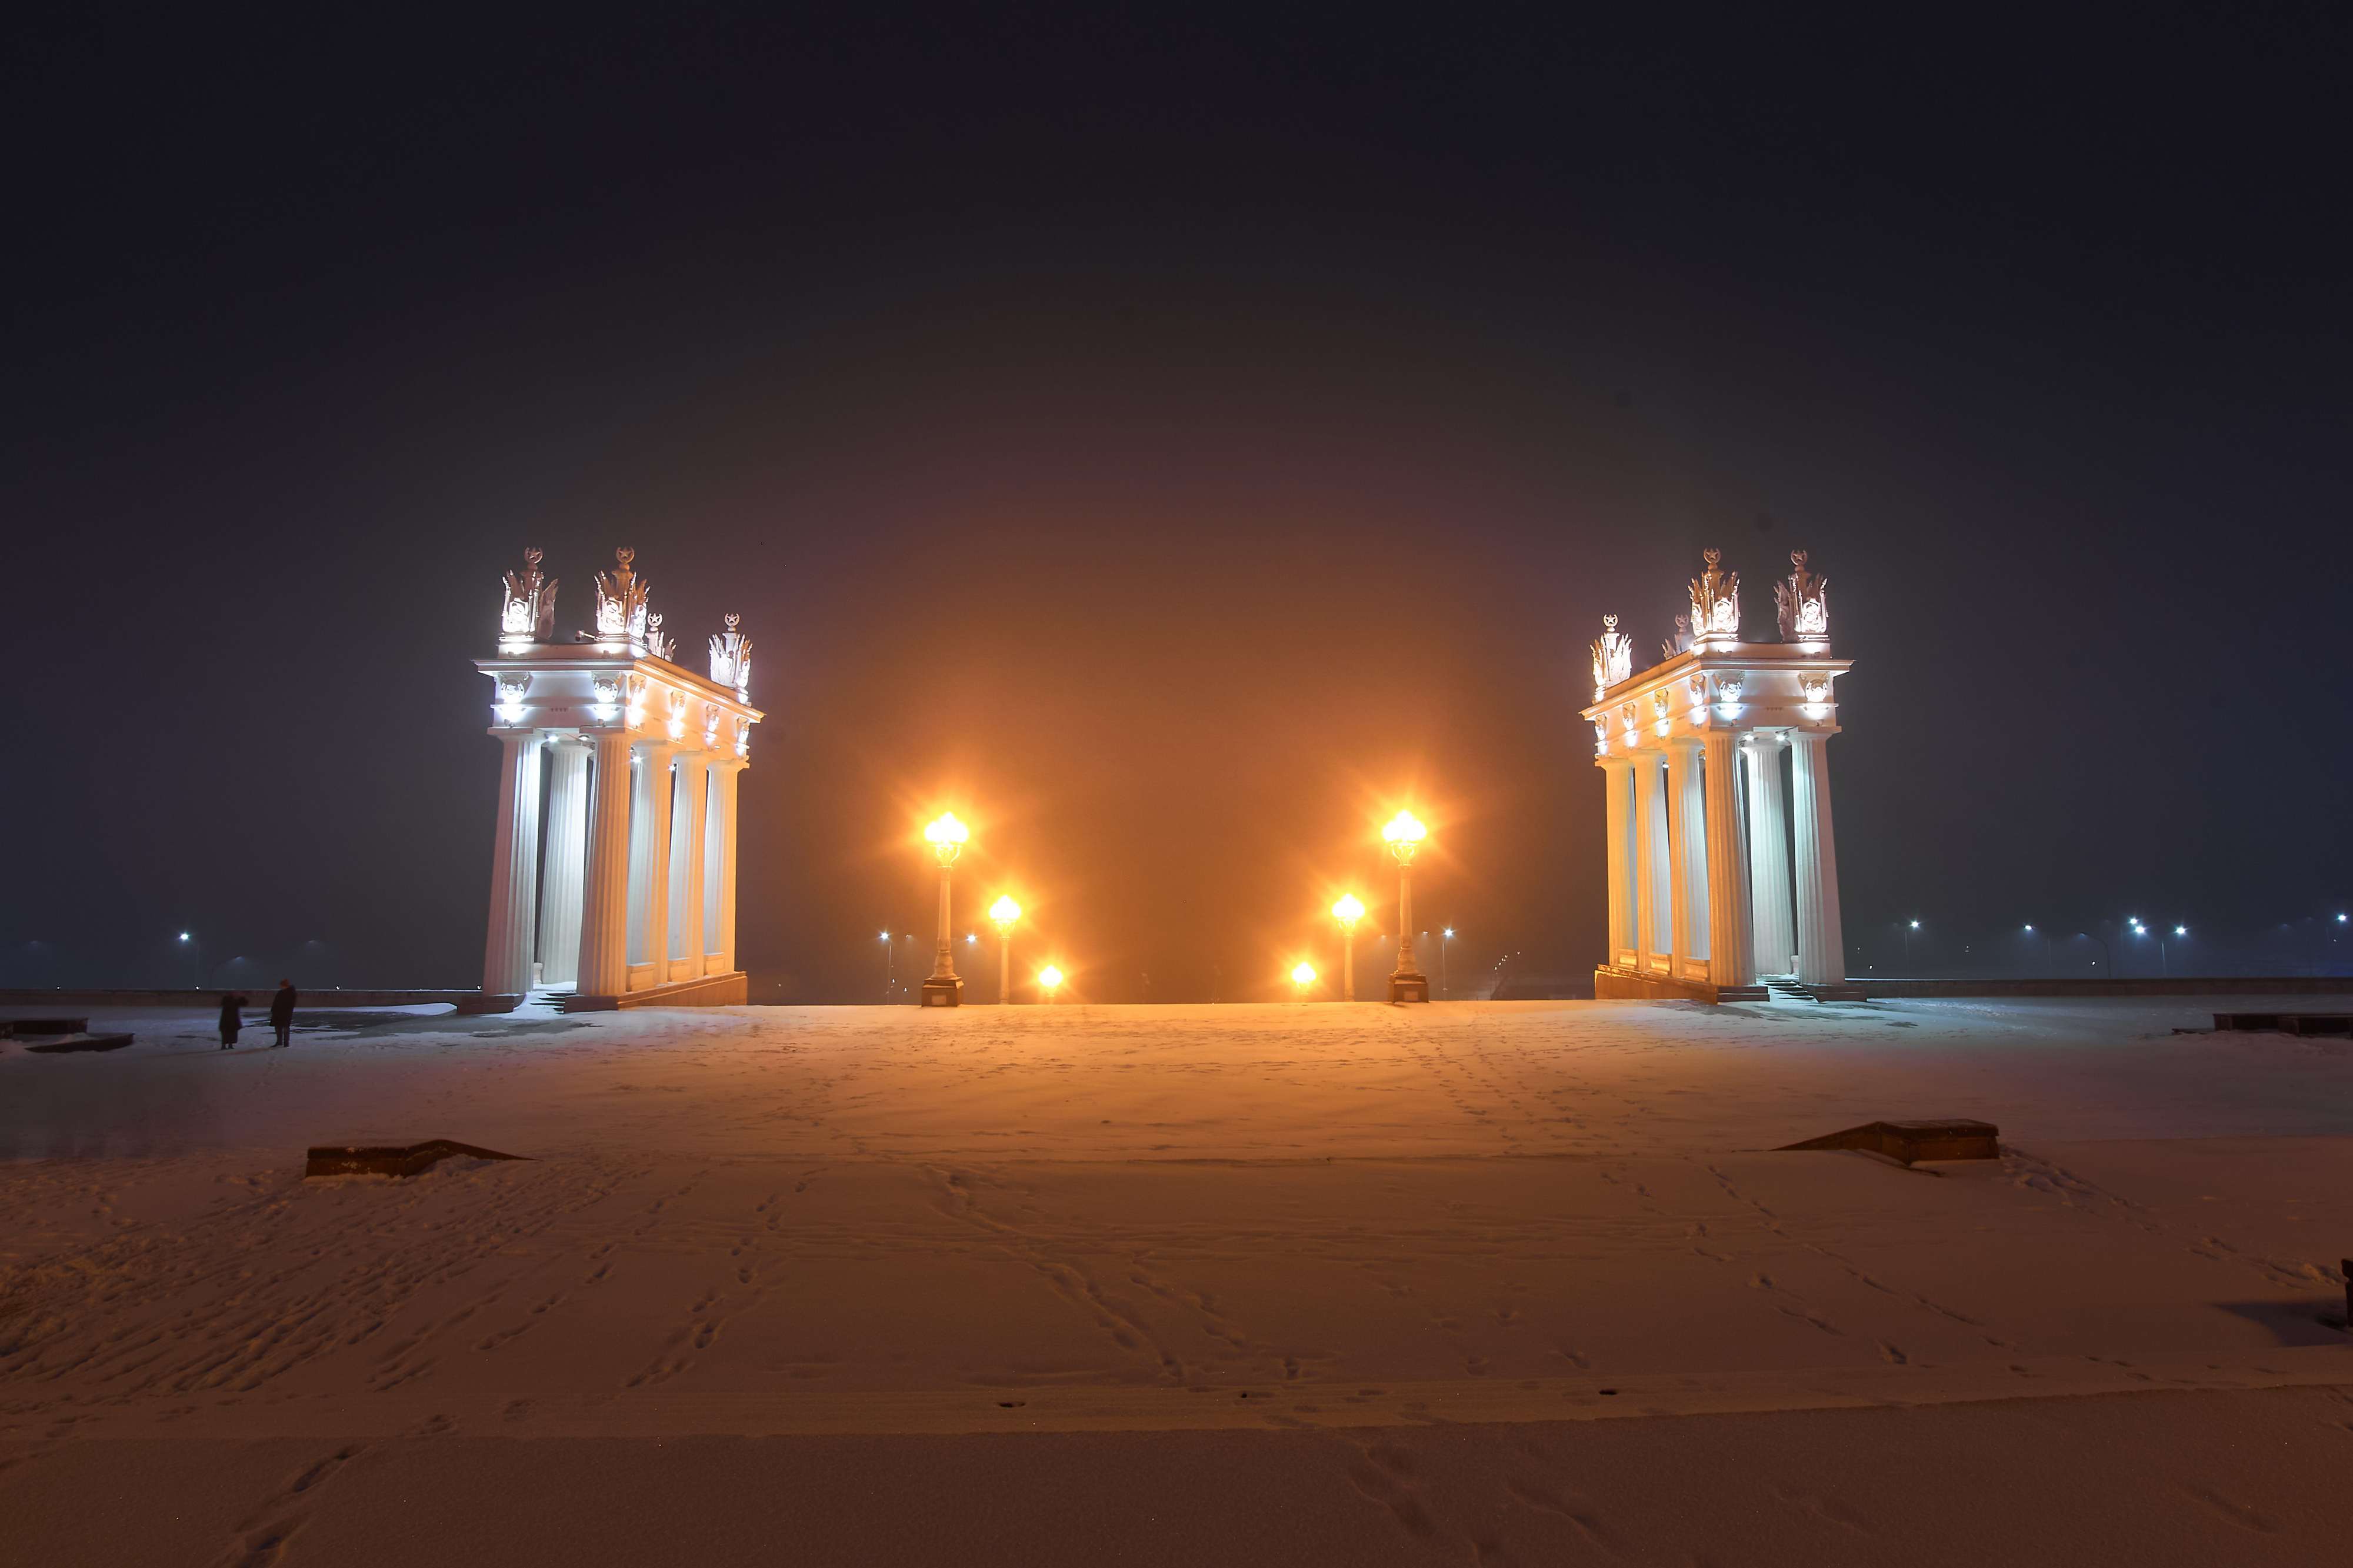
6,8,2347,998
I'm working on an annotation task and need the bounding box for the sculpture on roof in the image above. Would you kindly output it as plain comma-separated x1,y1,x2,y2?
1589,613,1634,699
592,547,653,651
1661,613,1692,663
708,613,752,700
1688,549,1740,642
645,610,675,662
1775,549,1829,642
499,547,558,645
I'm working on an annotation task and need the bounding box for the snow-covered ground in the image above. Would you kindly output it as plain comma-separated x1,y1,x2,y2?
4,998,2348,1564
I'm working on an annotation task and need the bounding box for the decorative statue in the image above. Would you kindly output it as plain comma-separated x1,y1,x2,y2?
1800,674,1832,708
1775,549,1829,642
708,613,752,699
1588,613,1634,699
702,702,722,749
645,610,675,663
592,547,653,649
1688,549,1740,641
499,547,558,643
1661,614,1692,662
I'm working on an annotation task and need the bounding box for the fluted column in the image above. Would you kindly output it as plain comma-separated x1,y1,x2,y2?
1634,750,1669,970
480,732,544,996
1701,732,1752,988
1791,732,1847,986
671,752,711,976
538,739,590,986
1744,735,1796,977
1665,741,1709,976
629,745,676,980
576,732,635,997
1600,757,1635,967
706,759,745,972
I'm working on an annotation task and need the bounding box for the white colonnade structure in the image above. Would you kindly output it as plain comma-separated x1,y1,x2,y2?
472,548,762,1011
1582,549,1855,1002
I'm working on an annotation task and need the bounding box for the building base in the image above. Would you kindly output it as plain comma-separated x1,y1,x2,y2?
1389,970,1430,1003
920,976,965,1007
1593,966,1768,1004
559,970,749,1012
456,992,525,1015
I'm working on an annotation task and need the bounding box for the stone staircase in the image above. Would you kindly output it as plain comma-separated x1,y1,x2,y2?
1764,978,1874,1003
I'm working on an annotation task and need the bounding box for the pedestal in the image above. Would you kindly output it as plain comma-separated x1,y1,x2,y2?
920,976,965,1007
1388,970,1429,1003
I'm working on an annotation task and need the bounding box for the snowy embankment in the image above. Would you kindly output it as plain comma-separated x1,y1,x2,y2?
1,998,2348,1564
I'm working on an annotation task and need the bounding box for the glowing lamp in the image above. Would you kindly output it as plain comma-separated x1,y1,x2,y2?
923,812,969,866
1038,963,1064,1003
989,895,1022,929
1331,893,1364,925
1381,810,1427,863
1291,961,1317,997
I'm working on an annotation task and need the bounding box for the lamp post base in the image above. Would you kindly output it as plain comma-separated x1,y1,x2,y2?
1388,970,1430,1004
920,976,964,1007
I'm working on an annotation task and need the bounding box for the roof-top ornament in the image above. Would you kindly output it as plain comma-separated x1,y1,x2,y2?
1775,549,1829,646
498,547,558,649
590,547,653,653
1688,549,1740,645
708,612,752,700
1589,614,1634,700
1661,613,1692,663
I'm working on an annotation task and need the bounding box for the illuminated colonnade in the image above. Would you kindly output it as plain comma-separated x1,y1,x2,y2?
1582,551,1851,1001
472,548,762,1011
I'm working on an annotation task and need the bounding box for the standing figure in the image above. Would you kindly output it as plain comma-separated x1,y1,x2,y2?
269,979,298,1048
218,991,249,1050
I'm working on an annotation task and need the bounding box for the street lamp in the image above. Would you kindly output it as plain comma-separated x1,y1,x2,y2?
1038,963,1064,1005
1382,810,1430,1003
2075,929,2111,976
179,930,200,990
989,895,1022,1004
1441,926,1454,999
1291,960,1317,1001
2022,923,2052,973
920,813,969,1007
1330,893,1364,1001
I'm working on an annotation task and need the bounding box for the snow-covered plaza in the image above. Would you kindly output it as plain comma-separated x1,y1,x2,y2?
5,997,2349,1564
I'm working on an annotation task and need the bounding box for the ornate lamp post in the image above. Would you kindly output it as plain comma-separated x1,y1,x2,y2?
1329,893,1365,1000
989,894,1022,1003
920,813,969,1007
1382,810,1430,1003
1038,963,1064,1005
1291,960,1317,1002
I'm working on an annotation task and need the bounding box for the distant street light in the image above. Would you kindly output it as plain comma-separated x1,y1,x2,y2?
989,895,1022,1004
1441,926,1455,999
879,929,894,1000
2022,923,2052,972
179,930,201,990
1901,919,1921,970
1291,960,1317,1001
921,813,969,1007
1330,893,1365,1001
1382,810,1430,1003
2076,930,2111,976
1038,963,1064,1004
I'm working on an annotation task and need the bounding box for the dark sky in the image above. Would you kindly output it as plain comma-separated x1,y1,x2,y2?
6,6,2347,997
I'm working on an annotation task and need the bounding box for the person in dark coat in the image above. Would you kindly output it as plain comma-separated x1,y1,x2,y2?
269,980,297,1047
218,992,248,1050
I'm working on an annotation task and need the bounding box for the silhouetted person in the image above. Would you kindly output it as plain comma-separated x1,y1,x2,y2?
269,979,296,1047
218,992,248,1050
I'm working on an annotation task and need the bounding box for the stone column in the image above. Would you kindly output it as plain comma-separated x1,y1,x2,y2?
1701,732,1753,988
480,732,544,996
628,745,676,979
671,753,711,976
704,760,742,971
1600,757,1635,968
1744,735,1796,977
1791,732,1848,986
575,732,635,997
538,739,590,987
1633,750,1669,971
1665,741,1709,975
